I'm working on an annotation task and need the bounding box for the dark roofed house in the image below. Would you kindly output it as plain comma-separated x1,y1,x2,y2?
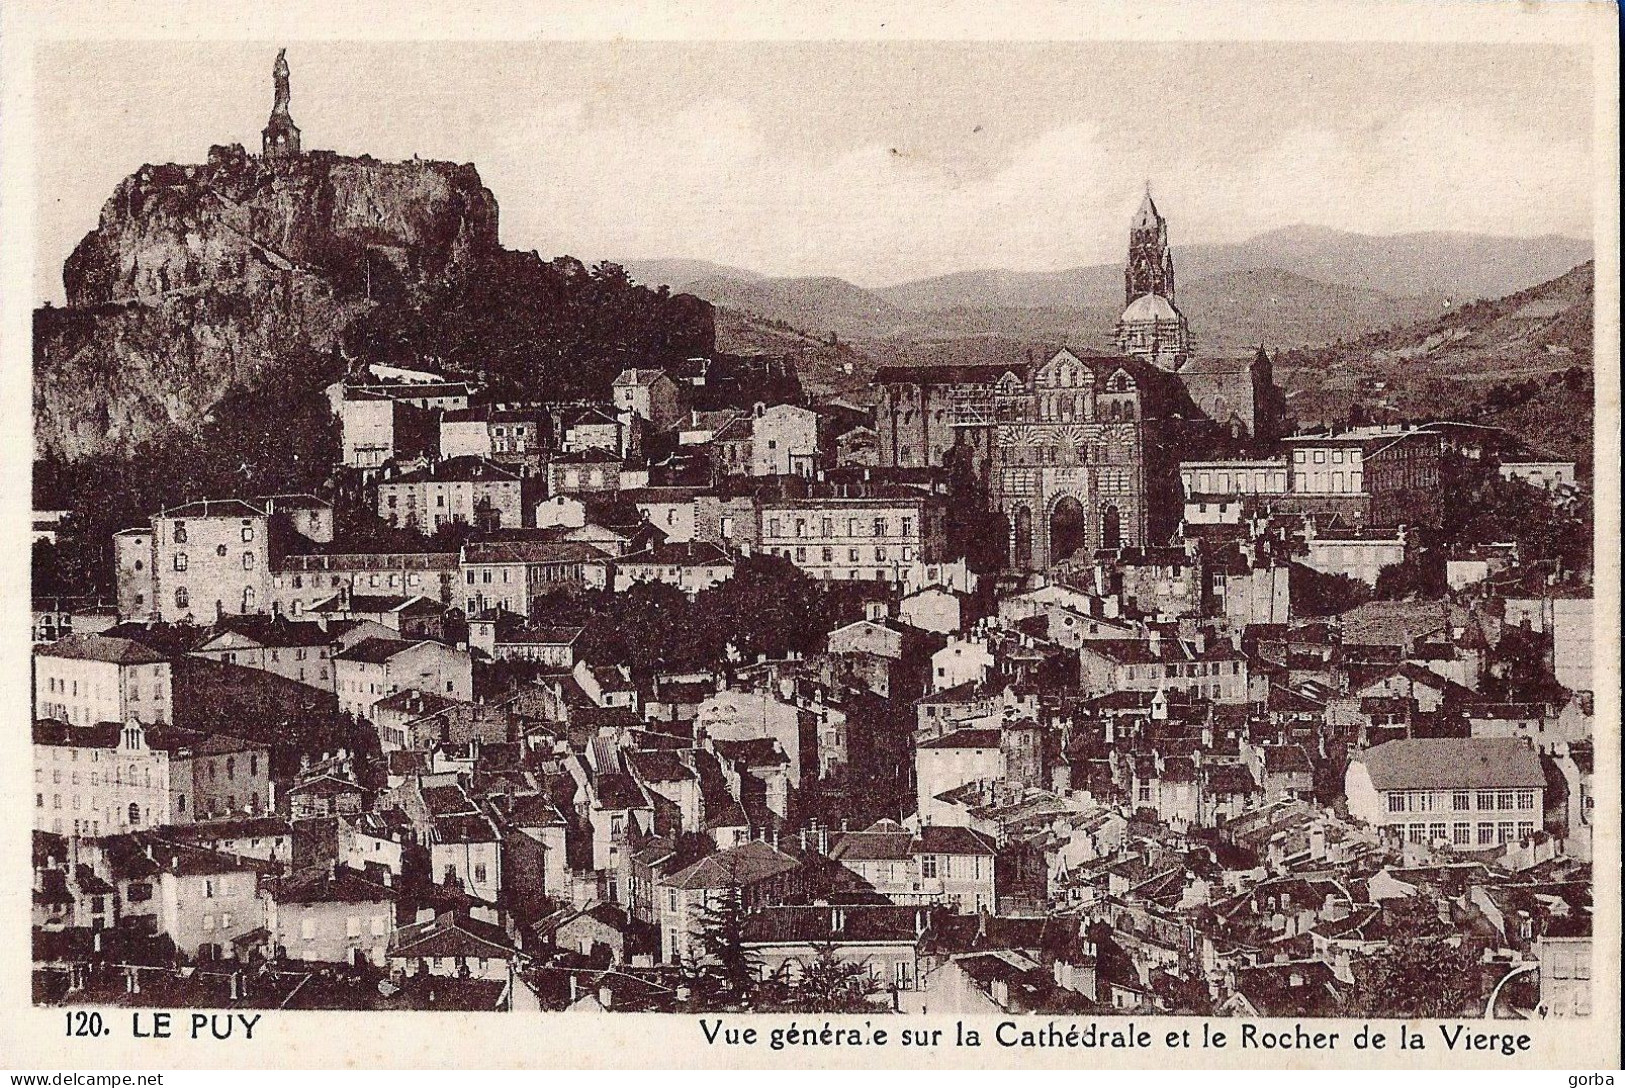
389,911,518,992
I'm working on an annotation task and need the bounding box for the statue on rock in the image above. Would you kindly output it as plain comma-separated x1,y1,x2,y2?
262,48,302,159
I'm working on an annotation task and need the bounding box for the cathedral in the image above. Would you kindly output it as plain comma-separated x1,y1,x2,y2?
871,188,1284,571
1112,187,1284,443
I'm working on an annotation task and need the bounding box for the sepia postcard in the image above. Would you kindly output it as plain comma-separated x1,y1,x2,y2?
0,0,1618,1072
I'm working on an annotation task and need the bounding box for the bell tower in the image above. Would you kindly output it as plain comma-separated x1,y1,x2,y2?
1124,182,1176,306
262,49,302,159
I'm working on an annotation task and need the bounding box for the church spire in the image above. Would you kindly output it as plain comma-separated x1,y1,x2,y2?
262,48,302,159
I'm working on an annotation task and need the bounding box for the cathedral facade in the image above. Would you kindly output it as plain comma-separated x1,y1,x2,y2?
989,349,1152,570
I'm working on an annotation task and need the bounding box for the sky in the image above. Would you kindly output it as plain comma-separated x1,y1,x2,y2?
31,39,1594,302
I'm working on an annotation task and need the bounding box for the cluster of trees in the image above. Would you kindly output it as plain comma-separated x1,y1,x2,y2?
341,254,715,404
678,884,884,1013
1371,451,1593,601
532,553,877,679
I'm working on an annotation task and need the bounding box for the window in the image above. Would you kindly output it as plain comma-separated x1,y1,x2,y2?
173,523,187,544
874,518,887,536
1452,791,1471,811
1477,824,1495,845
1497,790,1516,810
920,855,938,879
174,553,188,572
1517,821,1534,839
176,587,189,609
1515,790,1536,809
1387,794,1406,814
1476,790,1495,810
1429,822,1447,842
243,553,256,570
127,803,140,826
1452,823,1471,845
474,863,488,884
1406,824,1426,844
242,526,255,542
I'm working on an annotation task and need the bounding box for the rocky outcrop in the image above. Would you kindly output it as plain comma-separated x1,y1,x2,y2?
36,141,716,464
36,144,499,461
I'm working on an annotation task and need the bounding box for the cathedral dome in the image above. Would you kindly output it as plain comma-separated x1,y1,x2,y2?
1120,293,1180,323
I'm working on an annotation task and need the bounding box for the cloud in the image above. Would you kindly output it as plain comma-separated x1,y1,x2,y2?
483,94,1591,286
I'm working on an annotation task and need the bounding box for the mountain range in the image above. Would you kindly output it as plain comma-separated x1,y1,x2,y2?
619,227,1590,354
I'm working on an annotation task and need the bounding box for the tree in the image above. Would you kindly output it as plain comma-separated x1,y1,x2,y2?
764,946,885,1013
1289,562,1371,616
692,880,759,1005
1351,936,1484,1017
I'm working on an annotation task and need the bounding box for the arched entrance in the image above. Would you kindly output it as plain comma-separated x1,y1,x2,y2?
1101,504,1122,551
1012,506,1034,569
1049,496,1088,566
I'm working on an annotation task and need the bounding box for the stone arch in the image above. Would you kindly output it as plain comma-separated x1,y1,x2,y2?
1049,495,1089,566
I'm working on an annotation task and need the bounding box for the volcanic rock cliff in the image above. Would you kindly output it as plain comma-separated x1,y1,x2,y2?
35,142,714,462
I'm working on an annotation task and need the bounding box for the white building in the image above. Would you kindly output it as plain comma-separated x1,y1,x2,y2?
1344,738,1545,849
34,634,172,726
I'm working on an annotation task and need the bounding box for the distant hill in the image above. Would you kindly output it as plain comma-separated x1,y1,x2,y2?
665,226,1587,354
877,228,1591,310
1277,261,1594,469
617,258,766,292
686,274,907,339
699,268,1439,354
1178,268,1440,353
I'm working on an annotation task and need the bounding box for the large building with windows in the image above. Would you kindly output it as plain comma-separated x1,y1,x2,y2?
146,500,273,624
34,634,172,726
33,719,271,836
1278,427,1442,528
760,487,947,583
1345,738,1545,849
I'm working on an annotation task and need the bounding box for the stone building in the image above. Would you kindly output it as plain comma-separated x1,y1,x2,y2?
990,349,1167,571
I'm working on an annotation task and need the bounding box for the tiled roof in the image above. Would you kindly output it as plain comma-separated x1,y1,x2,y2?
334,637,416,664
158,499,266,519
918,728,1002,750
36,634,169,666
662,841,800,891
381,456,520,485
276,866,396,904
913,825,996,856
1357,738,1544,791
